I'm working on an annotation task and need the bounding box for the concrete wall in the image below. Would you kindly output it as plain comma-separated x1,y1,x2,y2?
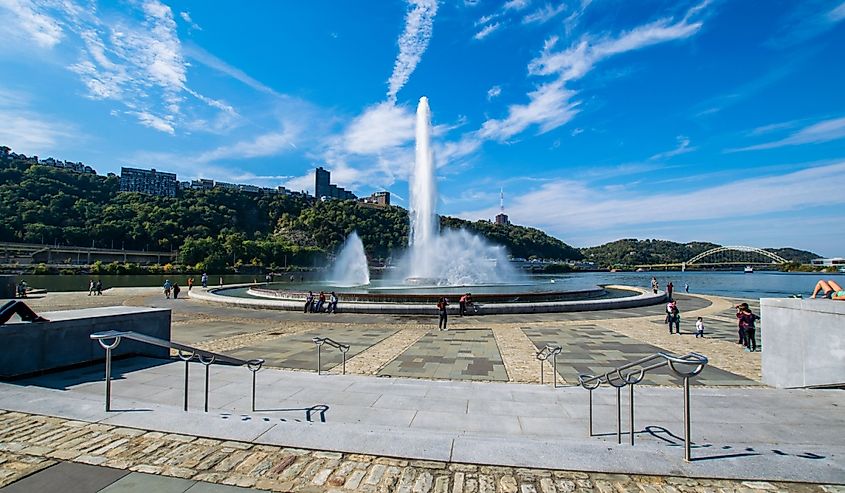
0,306,170,378
761,298,845,388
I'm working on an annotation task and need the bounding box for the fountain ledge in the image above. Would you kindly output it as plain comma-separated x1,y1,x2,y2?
188,284,666,314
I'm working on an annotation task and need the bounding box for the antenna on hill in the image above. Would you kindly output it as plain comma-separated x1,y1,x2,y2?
500,187,504,213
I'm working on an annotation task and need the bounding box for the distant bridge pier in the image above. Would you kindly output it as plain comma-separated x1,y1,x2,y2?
681,262,686,272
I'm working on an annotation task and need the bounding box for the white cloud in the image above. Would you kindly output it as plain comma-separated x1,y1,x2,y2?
487,85,502,100
522,3,567,24
130,111,174,134
503,0,530,11
474,22,501,40
731,117,845,152
0,0,64,48
831,2,845,21
343,102,415,154
458,161,845,237
480,2,707,141
0,109,76,152
179,11,200,30
649,135,695,160
387,0,438,102
194,125,299,163
184,44,280,97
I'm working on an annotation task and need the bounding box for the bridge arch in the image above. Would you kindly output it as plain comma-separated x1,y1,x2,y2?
686,246,788,265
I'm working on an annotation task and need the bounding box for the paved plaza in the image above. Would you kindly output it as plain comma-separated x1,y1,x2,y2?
378,329,509,381
1,288,841,492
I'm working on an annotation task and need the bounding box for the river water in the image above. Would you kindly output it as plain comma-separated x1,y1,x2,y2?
14,270,845,300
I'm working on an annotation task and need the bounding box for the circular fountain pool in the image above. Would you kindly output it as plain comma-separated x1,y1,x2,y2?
190,277,666,314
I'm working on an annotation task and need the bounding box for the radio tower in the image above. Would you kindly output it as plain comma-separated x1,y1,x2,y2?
495,187,509,225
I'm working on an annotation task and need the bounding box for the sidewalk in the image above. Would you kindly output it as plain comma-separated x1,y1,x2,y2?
2,357,843,484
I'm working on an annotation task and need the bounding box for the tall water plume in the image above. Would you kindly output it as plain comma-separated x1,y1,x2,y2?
327,232,370,286
407,96,439,279
400,97,520,286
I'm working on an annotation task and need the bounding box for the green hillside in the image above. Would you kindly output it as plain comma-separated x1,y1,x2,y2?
0,154,580,271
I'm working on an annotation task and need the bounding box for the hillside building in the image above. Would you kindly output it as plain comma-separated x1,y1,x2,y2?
119,167,177,197
361,191,390,206
315,166,356,201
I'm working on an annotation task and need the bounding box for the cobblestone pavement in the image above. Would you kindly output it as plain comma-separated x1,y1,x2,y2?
1,411,841,492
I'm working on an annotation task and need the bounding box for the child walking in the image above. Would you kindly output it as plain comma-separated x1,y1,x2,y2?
695,317,705,338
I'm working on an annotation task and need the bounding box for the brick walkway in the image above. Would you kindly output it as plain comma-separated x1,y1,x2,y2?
1,411,839,492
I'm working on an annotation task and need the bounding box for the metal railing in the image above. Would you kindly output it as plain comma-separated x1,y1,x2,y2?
312,337,350,375
577,351,708,461
90,330,265,413
535,344,562,387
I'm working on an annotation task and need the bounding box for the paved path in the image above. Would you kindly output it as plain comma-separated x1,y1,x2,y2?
1,359,843,484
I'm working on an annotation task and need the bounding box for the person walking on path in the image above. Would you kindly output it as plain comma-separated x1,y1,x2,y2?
665,300,680,334
219,277,223,287
735,304,747,347
651,277,658,294
201,273,208,289
163,279,172,299
437,297,449,331
667,282,674,300
172,283,181,299
88,279,95,296
329,292,338,314
304,291,314,313
736,302,760,352
95,280,103,296
459,293,468,317
695,317,705,338
187,277,194,291
684,282,689,293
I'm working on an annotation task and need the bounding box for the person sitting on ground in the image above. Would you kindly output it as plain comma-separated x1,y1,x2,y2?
0,300,49,324
811,280,845,300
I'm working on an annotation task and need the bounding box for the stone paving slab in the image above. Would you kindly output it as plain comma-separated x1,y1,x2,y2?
226,327,399,371
377,329,508,381
522,325,757,386
0,462,129,492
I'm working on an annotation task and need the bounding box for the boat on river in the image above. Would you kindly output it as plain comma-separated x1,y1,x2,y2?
744,266,754,273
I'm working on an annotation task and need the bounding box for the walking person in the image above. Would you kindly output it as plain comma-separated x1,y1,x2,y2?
187,277,194,291
304,291,314,313
736,303,760,352
437,297,449,331
88,279,95,296
684,282,689,293
695,316,705,338
651,277,658,294
735,304,747,347
172,282,181,299
163,279,172,299
201,273,208,289
219,277,223,287
459,293,468,317
95,280,103,296
665,300,680,334
667,282,674,300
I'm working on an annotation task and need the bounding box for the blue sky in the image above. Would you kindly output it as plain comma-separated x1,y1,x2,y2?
1,0,844,256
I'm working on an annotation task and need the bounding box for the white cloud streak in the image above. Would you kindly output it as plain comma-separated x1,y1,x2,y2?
649,135,695,160
387,0,438,102
479,2,707,142
522,3,567,24
731,117,845,152
503,0,530,11
0,0,64,48
487,85,502,99
474,22,501,40
458,162,845,237
184,43,280,97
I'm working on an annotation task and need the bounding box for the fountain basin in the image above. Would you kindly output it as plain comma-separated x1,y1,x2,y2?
189,283,666,314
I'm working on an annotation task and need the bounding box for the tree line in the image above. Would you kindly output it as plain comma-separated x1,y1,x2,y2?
0,156,582,272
